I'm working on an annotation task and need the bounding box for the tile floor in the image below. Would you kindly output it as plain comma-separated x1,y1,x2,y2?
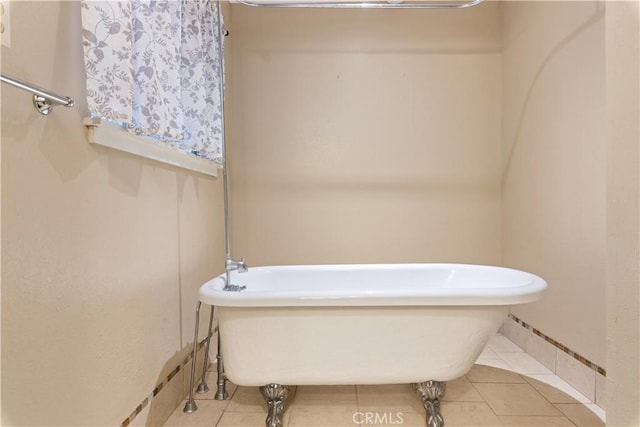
164,334,606,427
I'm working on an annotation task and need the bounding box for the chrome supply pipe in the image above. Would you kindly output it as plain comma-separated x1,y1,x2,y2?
183,302,202,413
185,2,236,413
210,0,235,405
215,332,229,400
196,306,216,394
216,0,247,292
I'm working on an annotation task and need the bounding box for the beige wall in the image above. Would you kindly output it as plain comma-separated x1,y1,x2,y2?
228,3,503,266
605,1,640,424
501,1,606,367
3,0,634,424
1,2,225,425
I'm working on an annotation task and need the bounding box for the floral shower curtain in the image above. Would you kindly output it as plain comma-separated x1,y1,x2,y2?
81,0,223,164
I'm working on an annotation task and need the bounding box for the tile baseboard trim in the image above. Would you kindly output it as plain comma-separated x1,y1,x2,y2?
508,313,606,377
121,338,210,427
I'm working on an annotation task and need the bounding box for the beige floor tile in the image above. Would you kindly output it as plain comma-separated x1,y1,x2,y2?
294,385,357,403
182,377,234,412
352,411,417,427
293,399,356,408
164,400,223,426
474,383,562,417
388,412,427,427
216,411,267,427
216,410,292,427
162,334,603,427
288,404,360,426
357,384,425,413
226,387,266,413
498,415,576,426
466,364,527,384
554,404,605,427
524,376,585,404
192,373,238,401
440,402,503,426
443,376,484,402
584,404,605,422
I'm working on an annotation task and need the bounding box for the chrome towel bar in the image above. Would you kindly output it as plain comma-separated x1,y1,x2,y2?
1,72,74,115
235,0,483,9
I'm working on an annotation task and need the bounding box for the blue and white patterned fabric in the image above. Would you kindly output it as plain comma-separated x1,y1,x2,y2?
81,0,223,164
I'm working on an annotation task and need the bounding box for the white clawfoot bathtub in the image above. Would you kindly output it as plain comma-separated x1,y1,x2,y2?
198,264,546,387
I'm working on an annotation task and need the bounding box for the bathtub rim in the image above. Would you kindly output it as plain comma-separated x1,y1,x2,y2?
198,263,547,307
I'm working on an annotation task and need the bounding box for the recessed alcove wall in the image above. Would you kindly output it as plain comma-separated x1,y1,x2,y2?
226,0,606,395
228,3,503,267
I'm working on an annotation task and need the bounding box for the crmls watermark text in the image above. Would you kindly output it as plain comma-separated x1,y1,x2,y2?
352,411,404,425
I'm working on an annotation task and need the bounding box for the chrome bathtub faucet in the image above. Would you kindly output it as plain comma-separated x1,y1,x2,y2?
226,257,248,273
223,257,248,292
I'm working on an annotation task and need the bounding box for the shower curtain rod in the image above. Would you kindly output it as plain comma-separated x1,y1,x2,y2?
235,0,484,9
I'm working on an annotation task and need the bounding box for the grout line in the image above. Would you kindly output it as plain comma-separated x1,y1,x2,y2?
121,338,210,427
163,335,603,427
498,332,606,424
206,357,601,427
465,376,506,424
508,314,606,377
215,407,225,427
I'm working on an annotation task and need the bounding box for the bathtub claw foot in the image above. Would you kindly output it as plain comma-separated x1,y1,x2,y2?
415,381,447,427
260,383,289,427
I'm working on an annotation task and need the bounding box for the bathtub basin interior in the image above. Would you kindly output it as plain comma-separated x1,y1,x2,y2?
199,263,547,307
